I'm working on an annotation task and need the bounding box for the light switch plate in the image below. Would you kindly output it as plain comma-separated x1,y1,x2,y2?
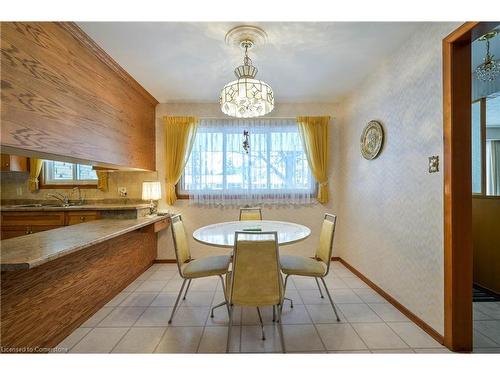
118,187,127,197
428,156,439,173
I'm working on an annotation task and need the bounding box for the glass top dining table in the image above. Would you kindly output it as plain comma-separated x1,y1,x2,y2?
192,220,311,248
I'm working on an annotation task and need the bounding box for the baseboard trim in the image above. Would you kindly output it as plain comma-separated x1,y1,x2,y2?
332,257,444,345
153,259,177,263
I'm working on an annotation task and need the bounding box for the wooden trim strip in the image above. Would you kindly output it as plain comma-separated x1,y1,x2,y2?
153,259,177,263
332,257,444,345
57,22,158,106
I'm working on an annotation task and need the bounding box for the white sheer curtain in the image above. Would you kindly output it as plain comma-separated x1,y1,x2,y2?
180,118,316,206
486,140,500,196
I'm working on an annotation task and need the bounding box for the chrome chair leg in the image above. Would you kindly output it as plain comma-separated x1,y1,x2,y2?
320,277,340,322
256,307,266,340
168,278,187,324
211,301,227,318
182,279,192,300
211,275,229,318
315,277,324,298
226,304,234,353
283,275,294,308
219,274,230,316
277,303,286,353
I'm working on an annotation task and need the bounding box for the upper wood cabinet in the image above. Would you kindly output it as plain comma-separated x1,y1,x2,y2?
0,22,158,171
1,154,28,172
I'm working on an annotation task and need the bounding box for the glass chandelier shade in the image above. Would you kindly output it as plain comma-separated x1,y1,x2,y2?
475,31,500,82
220,42,274,118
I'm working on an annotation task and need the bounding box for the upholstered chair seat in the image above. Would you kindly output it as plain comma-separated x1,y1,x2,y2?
280,255,327,277
182,255,231,278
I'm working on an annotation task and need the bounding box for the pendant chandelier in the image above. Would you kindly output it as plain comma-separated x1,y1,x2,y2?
475,30,500,82
220,26,274,118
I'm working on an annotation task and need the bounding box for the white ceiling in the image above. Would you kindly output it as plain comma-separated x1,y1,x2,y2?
78,22,427,103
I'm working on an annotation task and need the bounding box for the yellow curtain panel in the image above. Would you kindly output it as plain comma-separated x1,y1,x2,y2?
96,171,109,192
28,158,44,192
164,116,198,205
296,116,330,204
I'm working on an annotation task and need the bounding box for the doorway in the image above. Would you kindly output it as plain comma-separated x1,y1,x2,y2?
443,21,500,352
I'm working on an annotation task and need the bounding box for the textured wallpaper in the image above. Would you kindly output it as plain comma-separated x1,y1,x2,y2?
336,23,460,335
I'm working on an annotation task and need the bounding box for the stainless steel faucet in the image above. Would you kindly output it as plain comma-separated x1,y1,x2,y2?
46,192,70,206
73,187,85,205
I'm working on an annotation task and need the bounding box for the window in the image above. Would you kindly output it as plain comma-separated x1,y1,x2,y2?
179,118,316,205
43,161,97,186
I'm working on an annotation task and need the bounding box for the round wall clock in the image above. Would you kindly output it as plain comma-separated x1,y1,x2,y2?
360,120,384,160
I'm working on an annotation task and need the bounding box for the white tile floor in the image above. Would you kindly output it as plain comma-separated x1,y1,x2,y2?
473,301,500,353
57,262,453,353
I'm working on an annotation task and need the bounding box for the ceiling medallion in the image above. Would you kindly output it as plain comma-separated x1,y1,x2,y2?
360,120,384,160
219,25,274,118
475,30,500,82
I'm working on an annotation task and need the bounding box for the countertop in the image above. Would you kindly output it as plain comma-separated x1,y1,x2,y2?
0,203,151,212
0,216,169,271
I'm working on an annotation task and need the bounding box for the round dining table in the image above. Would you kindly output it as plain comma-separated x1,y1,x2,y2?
192,220,311,248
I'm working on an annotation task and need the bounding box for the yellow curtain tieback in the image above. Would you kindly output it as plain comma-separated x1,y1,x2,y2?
319,181,328,186
28,177,39,182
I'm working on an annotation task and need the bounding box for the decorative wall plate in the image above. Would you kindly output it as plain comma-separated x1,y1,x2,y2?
360,120,384,160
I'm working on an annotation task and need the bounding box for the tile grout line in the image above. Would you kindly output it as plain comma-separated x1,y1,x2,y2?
109,296,157,353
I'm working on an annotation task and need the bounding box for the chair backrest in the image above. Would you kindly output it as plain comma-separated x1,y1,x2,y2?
239,207,262,221
314,214,337,274
170,214,191,275
229,231,282,306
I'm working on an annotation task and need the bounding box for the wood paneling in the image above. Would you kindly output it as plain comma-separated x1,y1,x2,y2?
0,226,157,352
1,22,157,171
472,197,500,294
333,258,444,345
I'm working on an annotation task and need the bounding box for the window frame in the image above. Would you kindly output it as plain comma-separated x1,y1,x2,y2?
472,97,500,199
176,119,317,200
40,161,98,189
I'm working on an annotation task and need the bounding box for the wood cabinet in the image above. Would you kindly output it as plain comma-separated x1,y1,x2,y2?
1,210,100,239
1,22,157,171
1,154,28,172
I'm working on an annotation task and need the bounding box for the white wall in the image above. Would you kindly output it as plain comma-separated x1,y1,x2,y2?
336,22,459,335
155,103,341,259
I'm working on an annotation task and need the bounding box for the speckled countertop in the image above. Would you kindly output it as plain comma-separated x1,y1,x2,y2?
0,216,169,271
0,203,151,211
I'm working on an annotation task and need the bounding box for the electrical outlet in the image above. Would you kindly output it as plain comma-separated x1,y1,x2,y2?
16,186,23,196
428,156,439,173
118,187,127,197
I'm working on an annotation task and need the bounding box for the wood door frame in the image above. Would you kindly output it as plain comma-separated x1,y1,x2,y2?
443,21,499,352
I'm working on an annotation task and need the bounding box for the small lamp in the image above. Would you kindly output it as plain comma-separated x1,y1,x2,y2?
142,181,161,215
